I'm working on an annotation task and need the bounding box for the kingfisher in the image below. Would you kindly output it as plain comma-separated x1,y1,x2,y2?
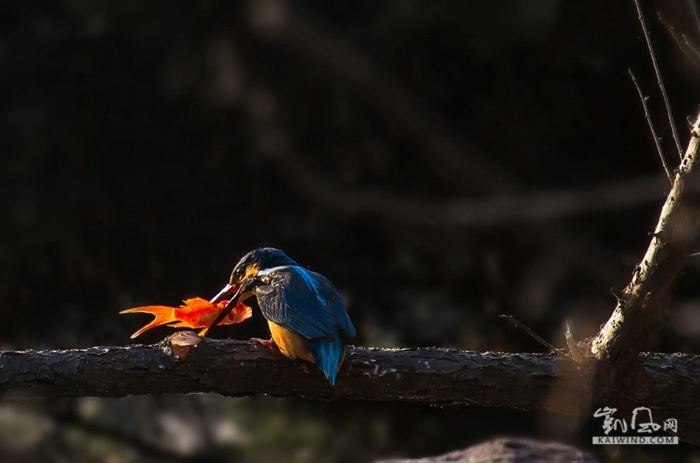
199,247,356,385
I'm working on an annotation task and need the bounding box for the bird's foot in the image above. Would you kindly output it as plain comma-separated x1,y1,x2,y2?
250,337,277,352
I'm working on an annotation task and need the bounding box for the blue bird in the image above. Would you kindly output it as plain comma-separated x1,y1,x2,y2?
200,248,356,385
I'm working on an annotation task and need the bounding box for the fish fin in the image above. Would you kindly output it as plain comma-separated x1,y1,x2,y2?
120,306,178,339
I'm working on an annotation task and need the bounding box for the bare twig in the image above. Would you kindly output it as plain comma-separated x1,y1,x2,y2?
628,69,674,183
264,141,664,227
248,90,664,228
657,12,700,70
592,111,700,374
633,0,684,160
499,315,570,359
682,33,700,60
690,0,700,36
565,323,585,364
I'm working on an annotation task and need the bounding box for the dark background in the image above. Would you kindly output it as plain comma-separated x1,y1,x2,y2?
1,0,700,462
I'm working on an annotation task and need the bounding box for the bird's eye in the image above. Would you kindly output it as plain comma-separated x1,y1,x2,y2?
234,266,244,281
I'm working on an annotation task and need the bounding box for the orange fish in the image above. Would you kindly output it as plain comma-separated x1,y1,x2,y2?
121,297,252,339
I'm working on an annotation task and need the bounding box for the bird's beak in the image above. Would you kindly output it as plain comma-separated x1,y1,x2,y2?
210,283,238,304
199,282,243,337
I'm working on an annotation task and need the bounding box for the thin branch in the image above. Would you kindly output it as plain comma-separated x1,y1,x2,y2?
628,69,674,183
633,0,684,160
499,315,570,359
565,322,585,364
262,139,664,227
248,92,664,228
682,33,700,60
0,338,696,443
657,12,700,70
690,0,700,36
592,111,700,374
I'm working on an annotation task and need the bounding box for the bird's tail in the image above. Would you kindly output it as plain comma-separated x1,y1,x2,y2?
120,306,177,339
307,336,346,385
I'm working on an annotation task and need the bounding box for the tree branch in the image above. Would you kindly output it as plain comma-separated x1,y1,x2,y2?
633,0,684,160
0,338,697,442
591,111,700,372
658,12,700,71
240,4,635,284
246,0,516,193
376,438,600,463
690,0,700,38
628,68,673,184
267,144,665,227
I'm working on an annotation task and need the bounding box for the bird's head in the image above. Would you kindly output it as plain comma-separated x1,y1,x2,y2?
227,247,297,286
199,248,297,336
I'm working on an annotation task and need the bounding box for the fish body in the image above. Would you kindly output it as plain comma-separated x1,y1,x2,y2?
121,297,252,339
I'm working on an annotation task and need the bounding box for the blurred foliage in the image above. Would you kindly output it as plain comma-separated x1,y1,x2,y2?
1,0,700,462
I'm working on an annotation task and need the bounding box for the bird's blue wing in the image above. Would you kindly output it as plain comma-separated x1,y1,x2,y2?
256,266,355,340
310,272,356,339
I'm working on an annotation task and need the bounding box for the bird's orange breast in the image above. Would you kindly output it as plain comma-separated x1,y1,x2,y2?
268,321,315,363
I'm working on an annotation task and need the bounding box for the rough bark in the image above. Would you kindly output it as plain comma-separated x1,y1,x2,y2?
0,338,696,443
375,438,600,463
591,112,700,374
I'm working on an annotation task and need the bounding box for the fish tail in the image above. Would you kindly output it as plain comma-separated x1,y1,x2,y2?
306,335,345,385
120,306,178,339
